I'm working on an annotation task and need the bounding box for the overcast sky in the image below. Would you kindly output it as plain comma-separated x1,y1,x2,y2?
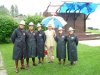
0,0,100,28
0,0,100,15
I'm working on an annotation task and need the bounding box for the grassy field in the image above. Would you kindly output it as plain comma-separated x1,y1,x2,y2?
0,43,100,75
86,29,100,34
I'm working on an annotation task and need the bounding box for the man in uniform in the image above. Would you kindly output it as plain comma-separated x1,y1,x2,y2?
55,27,67,65
26,22,37,69
67,27,78,65
11,20,26,73
36,23,46,64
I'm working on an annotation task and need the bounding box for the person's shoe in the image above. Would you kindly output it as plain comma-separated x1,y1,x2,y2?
41,61,44,64
20,66,25,69
71,61,74,65
63,62,65,65
38,61,41,64
26,65,29,70
33,63,37,66
73,61,76,65
15,68,19,73
58,61,61,64
51,61,54,63
48,61,50,63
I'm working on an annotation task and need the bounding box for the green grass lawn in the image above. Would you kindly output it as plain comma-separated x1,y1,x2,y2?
0,43,100,75
86,29,100,34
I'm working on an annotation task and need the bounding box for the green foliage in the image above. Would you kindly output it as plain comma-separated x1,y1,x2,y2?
86,29,100,34
0,15,18,43
25,15,47,30
0,5,10,15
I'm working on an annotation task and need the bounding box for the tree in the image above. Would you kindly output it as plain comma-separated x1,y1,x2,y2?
0,5,10,15
15,5,18,17
10,5,15,17
25,15,46,30
10,5,19,17
0,15,18,43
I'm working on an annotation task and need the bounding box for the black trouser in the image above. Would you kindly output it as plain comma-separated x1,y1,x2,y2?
38,57,44,62
26,57,36,65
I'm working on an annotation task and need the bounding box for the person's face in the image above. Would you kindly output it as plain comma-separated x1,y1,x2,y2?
69,30,74,34
48,26,52,30
38,26,42,31
19,24,24,29
29,25,33,30
58,30,63,34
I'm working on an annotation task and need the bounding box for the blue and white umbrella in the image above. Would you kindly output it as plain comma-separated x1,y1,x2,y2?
41,16,67,28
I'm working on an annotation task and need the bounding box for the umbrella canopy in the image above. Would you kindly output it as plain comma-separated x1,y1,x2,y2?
59,2,98,15
41,16,67,28
60,2,79,13
80,3,98,15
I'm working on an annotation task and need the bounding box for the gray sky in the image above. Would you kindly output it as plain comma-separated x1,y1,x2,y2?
0,0,50,15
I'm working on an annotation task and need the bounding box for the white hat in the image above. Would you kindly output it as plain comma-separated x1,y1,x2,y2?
68,27,75,31
58,27,63,30
29,22,34,26
47,19,55,28
37,23,41,27
47,24,52,27
19,20,25,25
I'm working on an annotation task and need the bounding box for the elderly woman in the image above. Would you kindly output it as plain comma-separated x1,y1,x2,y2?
55,27,67,65
67,27,78,65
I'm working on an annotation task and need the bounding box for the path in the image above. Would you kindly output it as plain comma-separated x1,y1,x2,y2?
0,52,7,75
79,39,100,46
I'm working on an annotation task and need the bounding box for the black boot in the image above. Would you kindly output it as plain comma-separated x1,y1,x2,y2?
58,59,61,64
32,58,37,66
63,59,66,65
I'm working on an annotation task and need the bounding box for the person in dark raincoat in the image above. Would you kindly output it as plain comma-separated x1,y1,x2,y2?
26,22,37,68
55,27,67,65
67,27,78,65
11,20,26,73
36,23,46,64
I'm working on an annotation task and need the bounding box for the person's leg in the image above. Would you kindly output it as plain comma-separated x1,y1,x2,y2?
15,60,19,73
42,57,44,63
58,58,61,64
32,57,37,66
26,58,29,68
51,46,54,62
20,58,25,69
47,47,51,63
38,57,41,64
70,61,73,65
63,59,66,65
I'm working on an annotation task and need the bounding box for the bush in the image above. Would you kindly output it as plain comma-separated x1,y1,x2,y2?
0,15,18,43
25,15,47,31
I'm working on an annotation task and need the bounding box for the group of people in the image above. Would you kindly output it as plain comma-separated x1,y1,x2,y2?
11,20,78,73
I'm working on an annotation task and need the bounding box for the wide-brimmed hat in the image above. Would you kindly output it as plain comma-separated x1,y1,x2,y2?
37,23,41,27
68,27,75,31
19,20,25,25
58,27,63,30
47,24,53,27
29,22,34,26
